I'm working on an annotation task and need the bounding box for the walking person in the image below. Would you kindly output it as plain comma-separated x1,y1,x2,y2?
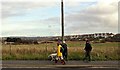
83,40,92,62
55,41,65,64
61,41,68,61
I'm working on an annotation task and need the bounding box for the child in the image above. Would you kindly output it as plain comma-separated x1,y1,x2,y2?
55,41,65,65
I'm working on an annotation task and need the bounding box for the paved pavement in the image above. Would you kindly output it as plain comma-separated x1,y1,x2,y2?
1,68,119,70
2,60,120,70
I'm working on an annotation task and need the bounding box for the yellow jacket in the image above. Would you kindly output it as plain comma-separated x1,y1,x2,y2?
57,45,63,57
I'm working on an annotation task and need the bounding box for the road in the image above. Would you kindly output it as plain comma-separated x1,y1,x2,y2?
1,67,119,70
2,60,120,70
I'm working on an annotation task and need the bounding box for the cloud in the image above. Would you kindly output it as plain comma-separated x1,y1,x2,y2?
1,0,100,19
1,1,59,18
63,1,118,35
1,0,119,36
2,18,61,36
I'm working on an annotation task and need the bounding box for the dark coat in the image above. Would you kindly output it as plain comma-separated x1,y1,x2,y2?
84,43,92,51
61,43,68,53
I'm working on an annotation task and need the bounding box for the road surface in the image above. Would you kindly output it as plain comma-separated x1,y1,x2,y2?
2,60,120,70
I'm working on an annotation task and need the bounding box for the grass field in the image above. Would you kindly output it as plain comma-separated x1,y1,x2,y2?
2,41,119,60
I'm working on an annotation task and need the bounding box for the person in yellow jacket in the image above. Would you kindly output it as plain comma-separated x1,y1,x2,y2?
55,41,65,64
57,44,63,57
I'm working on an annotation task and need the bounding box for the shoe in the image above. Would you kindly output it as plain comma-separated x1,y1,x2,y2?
61,60,66,65
55,60,58,63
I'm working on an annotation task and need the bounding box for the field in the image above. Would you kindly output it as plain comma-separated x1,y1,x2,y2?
2,41,120,60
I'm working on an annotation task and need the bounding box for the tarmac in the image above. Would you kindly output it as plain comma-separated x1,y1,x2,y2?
2,60,119,68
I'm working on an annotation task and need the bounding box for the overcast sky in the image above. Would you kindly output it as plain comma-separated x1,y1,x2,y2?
1,0,119,37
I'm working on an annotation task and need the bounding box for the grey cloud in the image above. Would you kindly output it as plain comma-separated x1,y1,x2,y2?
64,2,118,34
2,26,60,37
2,1,59,18
42,1,118,35
2,2,30,18
84,6,117,15
40,1,117,34
2,1,118,36
44,17,60,24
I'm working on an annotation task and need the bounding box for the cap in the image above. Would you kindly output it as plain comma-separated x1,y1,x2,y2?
63,41,65,43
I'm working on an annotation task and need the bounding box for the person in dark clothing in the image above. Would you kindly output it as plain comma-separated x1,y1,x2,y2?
83,40,92,61
61,41,68,61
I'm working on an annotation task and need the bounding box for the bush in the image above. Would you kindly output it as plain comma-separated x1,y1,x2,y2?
99,39,106,43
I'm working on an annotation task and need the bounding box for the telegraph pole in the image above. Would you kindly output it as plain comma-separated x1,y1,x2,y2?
61,0,64,43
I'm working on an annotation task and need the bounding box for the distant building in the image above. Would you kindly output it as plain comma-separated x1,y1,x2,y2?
1,33,116,43
66,33,115,41
70,35,79,39
94,33,114,38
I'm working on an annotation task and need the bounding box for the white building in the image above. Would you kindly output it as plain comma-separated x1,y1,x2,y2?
94,33,114,38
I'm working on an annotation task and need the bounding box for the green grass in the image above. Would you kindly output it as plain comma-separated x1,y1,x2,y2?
2,41,119,60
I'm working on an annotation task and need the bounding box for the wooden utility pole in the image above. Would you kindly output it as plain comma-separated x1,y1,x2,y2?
61,0,64,43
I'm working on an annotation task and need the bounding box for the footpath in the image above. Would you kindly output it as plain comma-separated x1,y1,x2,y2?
2,60,119,69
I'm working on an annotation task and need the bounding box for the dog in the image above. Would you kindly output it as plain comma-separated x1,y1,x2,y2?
48,53,57,61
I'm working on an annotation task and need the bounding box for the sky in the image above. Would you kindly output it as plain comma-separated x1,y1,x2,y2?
1,0,119,37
